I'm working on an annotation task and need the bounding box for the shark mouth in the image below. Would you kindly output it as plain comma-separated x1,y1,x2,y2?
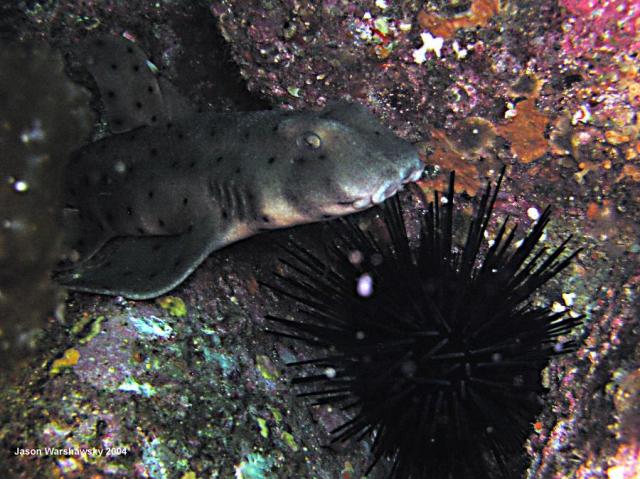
352,163,424,210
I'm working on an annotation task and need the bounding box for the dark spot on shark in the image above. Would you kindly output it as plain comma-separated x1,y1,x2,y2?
178,132,184,140
189,161,196,168
150,148,157,157
135,101,143,109
158,219,165,228
222,210,228,219
133,64,140,72
147,85,154,93
151,115,157,123
110,64,118,70
210,129,216,137
137,227,145,234
148,190,154,199
107,90,115,99
166,122,173,129
126,207,132,216
319,154,327,160
183,197,189,205
235,167,241,174
268,157,275,164
216,156,223,163
262,216,270,223
152,243,161,252
126,46,133,54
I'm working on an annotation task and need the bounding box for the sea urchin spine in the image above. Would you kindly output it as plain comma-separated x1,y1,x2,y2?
265,169,582,479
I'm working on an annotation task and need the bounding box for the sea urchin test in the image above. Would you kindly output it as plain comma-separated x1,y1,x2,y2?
266,170,583,479
55,35,423,299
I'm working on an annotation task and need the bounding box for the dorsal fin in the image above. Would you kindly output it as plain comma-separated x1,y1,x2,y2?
84,35,193,133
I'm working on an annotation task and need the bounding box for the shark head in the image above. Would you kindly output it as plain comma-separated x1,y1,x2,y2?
260,101,424,223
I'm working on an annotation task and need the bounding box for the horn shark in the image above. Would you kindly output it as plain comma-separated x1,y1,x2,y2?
56,35,424,299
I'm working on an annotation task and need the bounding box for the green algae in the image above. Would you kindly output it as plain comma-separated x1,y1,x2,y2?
76,315,105,344
257,417,270,438
157,296,188,318
280,431,299,452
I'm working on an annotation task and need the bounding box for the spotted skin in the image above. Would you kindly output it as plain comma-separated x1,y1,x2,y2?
55,36,424,299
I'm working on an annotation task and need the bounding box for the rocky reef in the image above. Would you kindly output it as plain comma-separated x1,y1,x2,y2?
0,1,637,478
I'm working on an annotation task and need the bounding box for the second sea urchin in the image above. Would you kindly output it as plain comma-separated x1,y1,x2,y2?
265,169,583,478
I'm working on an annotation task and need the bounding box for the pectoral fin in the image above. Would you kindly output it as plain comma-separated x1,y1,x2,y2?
58,207,111,269
55,221,222,299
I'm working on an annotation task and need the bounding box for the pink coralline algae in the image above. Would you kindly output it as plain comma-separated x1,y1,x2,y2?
561,0,640,56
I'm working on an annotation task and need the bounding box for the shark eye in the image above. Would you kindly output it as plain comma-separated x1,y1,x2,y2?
301,132,322,149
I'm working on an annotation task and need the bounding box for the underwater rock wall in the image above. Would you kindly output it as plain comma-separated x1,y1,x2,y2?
213,5,640,475
0,1,637,478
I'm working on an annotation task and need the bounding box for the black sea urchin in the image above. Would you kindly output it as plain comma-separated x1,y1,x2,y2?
265,170,582,479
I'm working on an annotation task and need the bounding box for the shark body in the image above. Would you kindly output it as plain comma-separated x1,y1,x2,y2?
56,36,424,299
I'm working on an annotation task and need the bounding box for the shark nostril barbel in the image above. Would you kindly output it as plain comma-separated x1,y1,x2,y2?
372,183,400,205
402,162,424,183
372,185,388,204
353,198,370,209
409,168,423,182
384,184,399,200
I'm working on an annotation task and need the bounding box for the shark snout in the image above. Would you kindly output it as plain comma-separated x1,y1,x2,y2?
359,162,424,205
405,164,424,183
372,182,398,204
354,161,424,209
